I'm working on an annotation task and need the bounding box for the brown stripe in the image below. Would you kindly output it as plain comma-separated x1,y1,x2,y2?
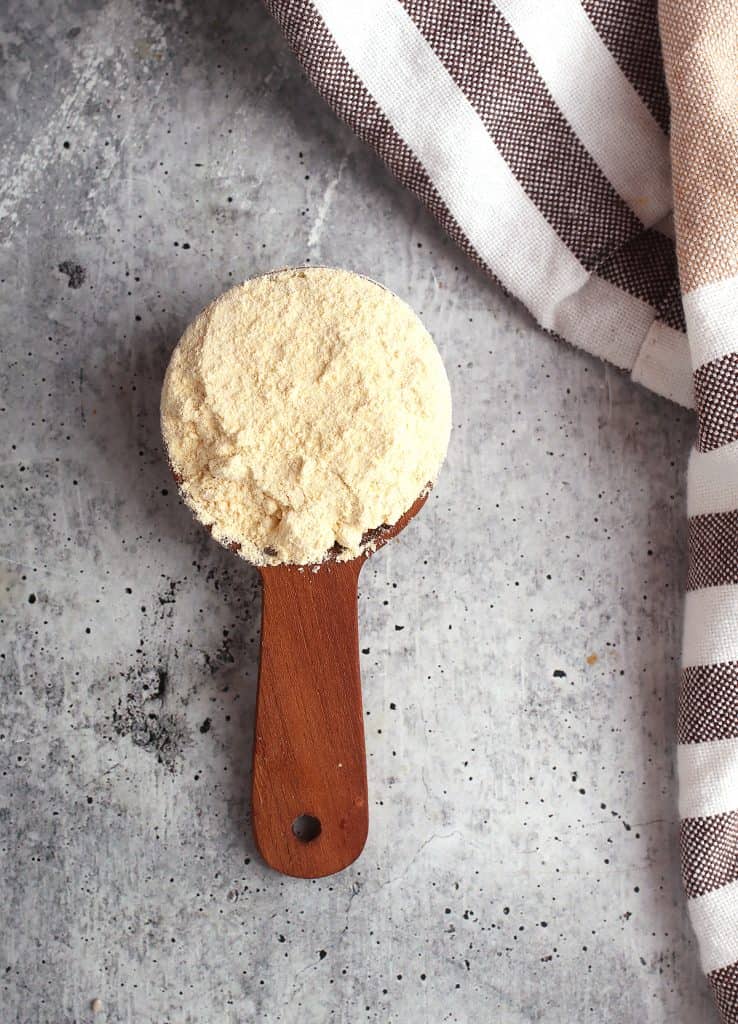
688,511,738,590
681,811,738,898
656,286,687,334
581,0,670,134
596,228,685,331
708,960,738,1024
695,354,738,452
401,0,644,274
680,662,738,745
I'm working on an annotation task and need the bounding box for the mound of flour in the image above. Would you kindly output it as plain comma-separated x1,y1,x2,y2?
161,267,451,565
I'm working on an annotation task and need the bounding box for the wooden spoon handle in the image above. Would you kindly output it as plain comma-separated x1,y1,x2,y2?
251,560,368,877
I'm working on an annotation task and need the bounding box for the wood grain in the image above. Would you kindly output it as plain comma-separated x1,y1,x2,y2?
251,492,428,878
252,560,368,877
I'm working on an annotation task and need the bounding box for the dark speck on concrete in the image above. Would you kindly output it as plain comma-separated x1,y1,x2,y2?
158,579,178,606
143,667,167,699
111,665,184,770
112,698,185,770
200,718,211,734
318,950,327,960
58,260,86,288
553,669,567,678
204,635,235,674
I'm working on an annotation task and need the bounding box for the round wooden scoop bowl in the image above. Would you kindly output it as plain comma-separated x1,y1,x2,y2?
251,491,428,878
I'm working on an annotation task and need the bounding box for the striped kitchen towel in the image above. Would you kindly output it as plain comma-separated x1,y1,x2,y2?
662,1,738,1018
265,0,738,1017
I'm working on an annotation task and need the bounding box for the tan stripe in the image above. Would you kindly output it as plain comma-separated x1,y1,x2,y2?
708,960,738,1023
659,1,738,292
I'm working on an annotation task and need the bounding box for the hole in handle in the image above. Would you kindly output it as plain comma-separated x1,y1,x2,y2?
292,814,321,843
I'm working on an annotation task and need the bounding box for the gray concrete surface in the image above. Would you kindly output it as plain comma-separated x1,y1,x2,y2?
0,1,715,1021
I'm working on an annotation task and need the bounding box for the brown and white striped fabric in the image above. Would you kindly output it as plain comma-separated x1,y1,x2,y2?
660,1,738,1019
267,0,694,405
265,0,738,1016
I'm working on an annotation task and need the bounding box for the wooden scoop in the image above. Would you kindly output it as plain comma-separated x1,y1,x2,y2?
251,491,428,878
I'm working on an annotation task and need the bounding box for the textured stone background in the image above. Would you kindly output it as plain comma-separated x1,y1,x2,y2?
0,1,715,1021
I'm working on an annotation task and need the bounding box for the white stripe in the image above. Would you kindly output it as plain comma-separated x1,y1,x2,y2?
678,737,738,819
555,282,692,402
683,585,738,669
312,0,663,380
689,878,738,974
495,0,671,224
632,320,694,408
553,275,653,370
313,0,589,330
684,275,738,370
688,441,738,517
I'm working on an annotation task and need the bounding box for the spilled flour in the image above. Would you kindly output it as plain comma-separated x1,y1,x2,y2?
161,267,451,565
